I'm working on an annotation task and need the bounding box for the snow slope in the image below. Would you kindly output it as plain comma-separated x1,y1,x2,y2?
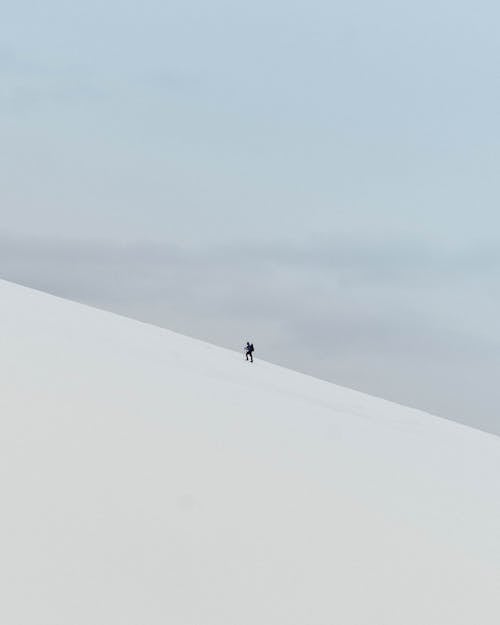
0,278,499,624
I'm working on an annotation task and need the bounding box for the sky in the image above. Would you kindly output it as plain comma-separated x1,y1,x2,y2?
1,0,499,433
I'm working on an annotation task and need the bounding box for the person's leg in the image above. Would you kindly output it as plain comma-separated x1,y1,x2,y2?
250,352,253,362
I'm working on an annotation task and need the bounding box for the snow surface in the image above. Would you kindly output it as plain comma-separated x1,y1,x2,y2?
0,278,499,624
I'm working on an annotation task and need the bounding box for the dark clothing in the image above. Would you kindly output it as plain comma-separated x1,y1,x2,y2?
245,342,254,362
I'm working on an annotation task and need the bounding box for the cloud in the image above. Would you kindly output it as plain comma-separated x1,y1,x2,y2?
1,232,499,434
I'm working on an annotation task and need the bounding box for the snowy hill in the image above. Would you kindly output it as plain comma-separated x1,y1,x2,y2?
0,278,499,624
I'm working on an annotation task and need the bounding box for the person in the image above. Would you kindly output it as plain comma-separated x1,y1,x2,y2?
245,341,254,363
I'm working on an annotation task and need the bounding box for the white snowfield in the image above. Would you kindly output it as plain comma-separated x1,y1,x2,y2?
0,279,499,625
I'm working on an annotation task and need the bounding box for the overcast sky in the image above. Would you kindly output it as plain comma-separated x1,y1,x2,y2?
2,0,499,434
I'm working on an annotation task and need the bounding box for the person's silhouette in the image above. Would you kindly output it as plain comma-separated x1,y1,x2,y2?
245,342,254,363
